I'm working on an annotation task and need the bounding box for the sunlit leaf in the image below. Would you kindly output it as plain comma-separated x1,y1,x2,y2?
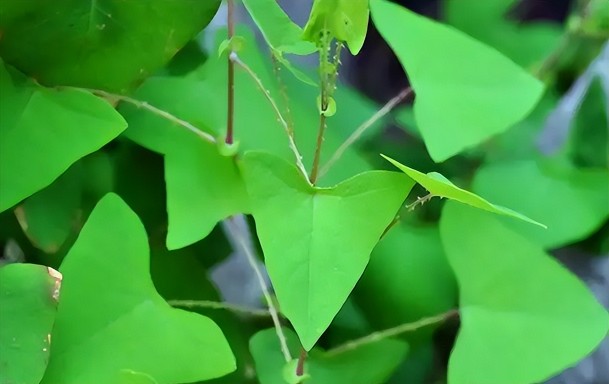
0,60,126,213
41,193,235,383
441,202,609,384
370,0,544,162
240,152,414,350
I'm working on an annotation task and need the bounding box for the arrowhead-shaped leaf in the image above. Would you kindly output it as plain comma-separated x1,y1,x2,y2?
41,193,235,383
473,159,609,248
370,0,544,162
0,264,61,384
0,60,126,212
250,328,408,384
0,0,221,92
240,152,414,350
383,155,545,227
440,202,609,384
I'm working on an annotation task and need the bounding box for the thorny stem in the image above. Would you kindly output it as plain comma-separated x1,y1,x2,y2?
168,299,271,317
406,193,437,211
325,309,458,356
72,87,216,144
224,216,293,363
296,348,307,376
320,87,414,177
309,113,327,184
226,0,235,144
230,53,309,180
271,53,296,136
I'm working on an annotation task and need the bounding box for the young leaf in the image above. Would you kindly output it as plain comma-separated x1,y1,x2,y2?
41,193,236,383
250,328,408,384
370,0,545,162
240,152,414,350
120,77,250,250
440,202,609,384
0,264,61,384
0,0,221,92
473,159,609,248
0,60,126,213
242,0,316,55
303,0,370,55
382,155,545,227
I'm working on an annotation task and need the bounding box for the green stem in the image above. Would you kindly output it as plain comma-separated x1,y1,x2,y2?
226,0,236,144
168,299,271,317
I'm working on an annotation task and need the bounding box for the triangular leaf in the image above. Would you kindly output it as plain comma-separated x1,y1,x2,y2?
250,328,408,384
240,152,414,350
0,0,221,92
473,159,609,248
41,193,235,383
440,202,609,384
383,155,545,227
242,0,316,55
0,60,126,212
0,264,61,384
370,0,544,162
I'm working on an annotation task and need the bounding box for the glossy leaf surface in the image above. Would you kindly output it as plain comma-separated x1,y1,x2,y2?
441,202,609,384
0,60,126,212
41,193,235,383
370,0,544,162
240,152,414,350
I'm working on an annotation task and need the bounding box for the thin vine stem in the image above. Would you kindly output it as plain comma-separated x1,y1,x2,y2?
168,299,272,317
225,0,235,144
230,53,309,179
224,216,293,363
70,87,216,144
271,53,296,136
320,87,413,178
324,309,458,356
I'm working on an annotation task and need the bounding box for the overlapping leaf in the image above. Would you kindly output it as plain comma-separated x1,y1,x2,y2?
441,202,609,384
41,193,235,383
473,159,609,248
0,264,61,384
0,0,221,92
250,328,407,384
240,152,414,350
370,0,545,162
383,155,545,227
0,60,126,212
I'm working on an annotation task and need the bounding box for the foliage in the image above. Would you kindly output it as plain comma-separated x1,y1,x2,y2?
0,0,607,383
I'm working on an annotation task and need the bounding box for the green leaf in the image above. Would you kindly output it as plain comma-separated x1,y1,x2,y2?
120,78,250,250
242,0,316,55
472,159,609,248
41,193,235,383
440,202,609,384
303,0,370,55
355,224,457,332
14,163,83,254
370,0,545,162
0,0,221,92
240,152,414,350
0,60,126,213
0,263,61,384
382,155,545,227
250,328,408,384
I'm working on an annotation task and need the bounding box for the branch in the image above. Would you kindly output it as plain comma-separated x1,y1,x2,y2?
168,299,272,317
230,53,309,180
71,87,216,144
320,87,413,178
226,0,236,144
224,215,293,363
324,309,458,356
